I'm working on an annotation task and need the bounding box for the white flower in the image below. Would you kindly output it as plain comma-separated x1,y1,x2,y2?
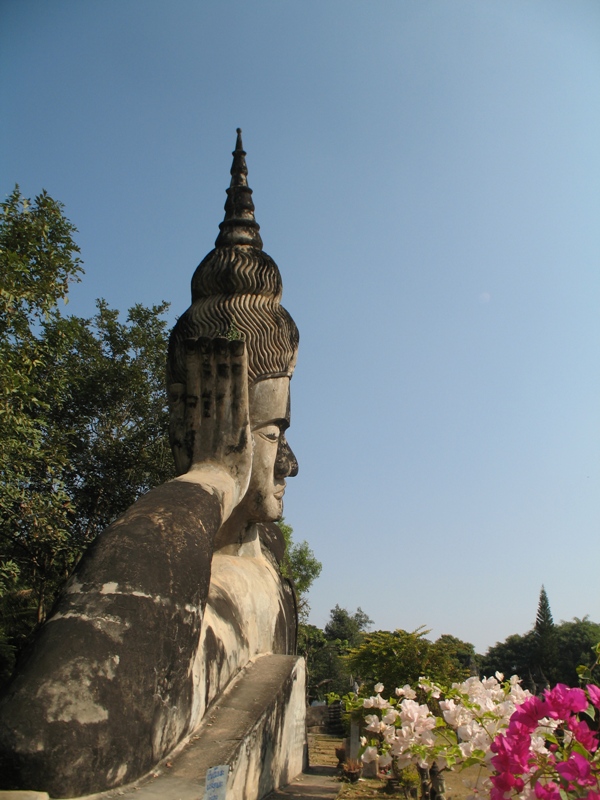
481,676,499,690
382,708,399,725
399,699,434,730
361,746,378,763
374,682,384,694
383,726,397,744
364,694,390,710
495,671,504,682
530,733,550,755
393,752,413,769
365,714,386,733
395,684,416,700
439,699,461,727
360,736,367,747
372,694,391,709
378,752,392,768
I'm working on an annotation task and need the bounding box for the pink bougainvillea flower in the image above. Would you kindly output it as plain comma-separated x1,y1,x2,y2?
555,752,594,785
587,683,600,710
509,696,546,732
568,717,599,752
490,771,519,800
534,780,561,800
490,732,531,775
544,684,588,718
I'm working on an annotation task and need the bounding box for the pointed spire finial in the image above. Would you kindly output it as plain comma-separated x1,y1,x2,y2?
215,129,263,248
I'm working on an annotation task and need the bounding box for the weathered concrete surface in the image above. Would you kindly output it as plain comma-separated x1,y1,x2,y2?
33,654,306,800
0,510,298,800
191,527,297,728
0,482,222,798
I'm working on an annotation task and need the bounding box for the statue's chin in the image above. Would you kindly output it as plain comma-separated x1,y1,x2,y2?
258,494,284,524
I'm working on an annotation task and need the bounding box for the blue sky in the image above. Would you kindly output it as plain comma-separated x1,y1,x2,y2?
2,0,599,653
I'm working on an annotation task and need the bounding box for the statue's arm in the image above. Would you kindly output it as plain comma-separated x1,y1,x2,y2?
169,337,253,521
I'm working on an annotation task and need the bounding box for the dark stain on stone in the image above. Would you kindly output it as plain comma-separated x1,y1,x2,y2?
208,585,248,650
203,625,227,711
257,522,286,565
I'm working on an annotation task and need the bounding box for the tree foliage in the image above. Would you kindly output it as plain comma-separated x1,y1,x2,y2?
482,616,600,689
1,187,84,645
535,585,554,635
324,604,373,646
0,187,174,684
345,628,471,692
532,585,557,688
278,518,322,621
481,589,600,691
481,631,538,689
298,605,374,702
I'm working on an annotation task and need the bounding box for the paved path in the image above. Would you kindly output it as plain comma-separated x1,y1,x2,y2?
264,766,340,800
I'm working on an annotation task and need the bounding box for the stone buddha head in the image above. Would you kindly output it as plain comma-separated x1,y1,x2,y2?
167,130,299,527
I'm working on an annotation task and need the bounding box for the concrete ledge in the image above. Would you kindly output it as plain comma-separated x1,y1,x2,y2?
0,793,50,800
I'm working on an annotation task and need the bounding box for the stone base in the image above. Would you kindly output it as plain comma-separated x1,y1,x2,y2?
0,654,306,800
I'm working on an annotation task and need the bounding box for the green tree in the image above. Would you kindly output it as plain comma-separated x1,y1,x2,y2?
277,519,322,621
297,623,331,702
481,630,538,691
346,628,470,693
1,187,84,657
48,300,174,548
324,605,373,646
296,606,373,703
553,617,600,686
535,586,554,635
0,187,174,684
435,633,481,676
533,585,557,689
482,617,600,689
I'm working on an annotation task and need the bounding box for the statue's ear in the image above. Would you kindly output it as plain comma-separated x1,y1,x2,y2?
168,382,191,476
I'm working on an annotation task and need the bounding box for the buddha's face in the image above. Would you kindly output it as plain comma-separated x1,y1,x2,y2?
238,377,298,523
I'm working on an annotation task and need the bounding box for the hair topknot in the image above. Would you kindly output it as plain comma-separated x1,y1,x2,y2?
167,245,299,386
167,130,299,388
191,246,283,302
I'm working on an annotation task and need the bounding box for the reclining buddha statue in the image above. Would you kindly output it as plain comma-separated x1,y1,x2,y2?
0,130,302,798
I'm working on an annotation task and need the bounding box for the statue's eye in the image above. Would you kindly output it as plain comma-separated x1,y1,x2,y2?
256,425,280,443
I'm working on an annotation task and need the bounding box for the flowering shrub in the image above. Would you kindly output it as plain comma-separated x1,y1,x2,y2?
353,646,600,800
489,682,600,800
356,674,531,797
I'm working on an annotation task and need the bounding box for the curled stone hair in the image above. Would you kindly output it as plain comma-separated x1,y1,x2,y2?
167,129,299,387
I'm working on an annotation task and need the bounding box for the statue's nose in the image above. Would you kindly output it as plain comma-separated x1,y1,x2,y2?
275,436,298,479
